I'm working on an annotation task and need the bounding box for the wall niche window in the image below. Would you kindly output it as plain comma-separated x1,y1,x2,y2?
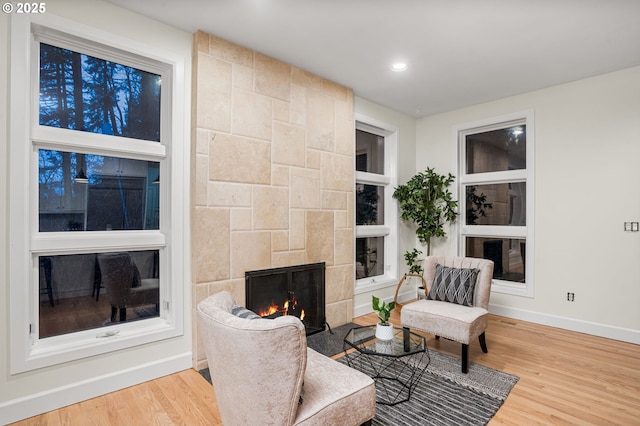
354,117,398,291
457,112,534,297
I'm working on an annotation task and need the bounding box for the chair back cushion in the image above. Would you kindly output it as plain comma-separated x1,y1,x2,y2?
423,256,494,309
197,291,307,426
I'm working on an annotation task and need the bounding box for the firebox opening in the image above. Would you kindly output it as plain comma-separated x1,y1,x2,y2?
245,262,326,336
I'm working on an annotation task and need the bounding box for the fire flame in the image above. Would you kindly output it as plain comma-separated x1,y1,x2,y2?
258,299,306,322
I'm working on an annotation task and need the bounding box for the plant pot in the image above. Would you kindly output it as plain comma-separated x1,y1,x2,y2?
417,286,426,300
375,323,394,341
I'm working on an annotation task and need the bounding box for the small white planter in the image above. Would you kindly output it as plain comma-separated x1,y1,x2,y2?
375,323,394,341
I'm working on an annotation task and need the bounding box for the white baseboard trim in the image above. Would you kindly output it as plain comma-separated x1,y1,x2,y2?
489,304,640,345
0,352,192,425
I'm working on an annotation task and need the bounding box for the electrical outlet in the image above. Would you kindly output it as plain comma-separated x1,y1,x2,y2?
633,222,639,232
567,292,575,301
624,222,632,231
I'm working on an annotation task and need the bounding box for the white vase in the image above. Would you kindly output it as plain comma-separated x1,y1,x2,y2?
375,323,394,341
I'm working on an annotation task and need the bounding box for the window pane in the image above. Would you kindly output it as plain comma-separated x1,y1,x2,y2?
356,237,384,279
465,183,526,226
466,125,526,173
356,184,384,225
465,237,525,282
39,250,160,338
39,149,160,232
39,43,161,142
356,129,384,174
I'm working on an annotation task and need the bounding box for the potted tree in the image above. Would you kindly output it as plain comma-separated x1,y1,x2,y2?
372,296,395,340
392,167,458,256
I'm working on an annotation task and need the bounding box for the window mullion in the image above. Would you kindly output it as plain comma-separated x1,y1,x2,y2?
32,128,166,161
31,231,166,254
460,169,527,185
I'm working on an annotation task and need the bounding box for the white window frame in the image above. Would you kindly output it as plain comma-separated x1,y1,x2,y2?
9,14,186,373
454,110,535,298
354,114,399,294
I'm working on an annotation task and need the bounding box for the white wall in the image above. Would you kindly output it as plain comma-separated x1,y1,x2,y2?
353,97,419,316
416,67,640,342
0,1,193,423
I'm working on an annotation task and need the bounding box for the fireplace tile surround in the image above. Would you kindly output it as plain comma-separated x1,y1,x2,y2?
192,31,355,369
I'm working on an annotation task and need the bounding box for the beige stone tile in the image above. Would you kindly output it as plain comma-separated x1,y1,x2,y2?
305,210,334,265
209,34,253,67
335,96,354,122
290,168,320,209
321,190,347,210
334,210,349,229
232,89,273,141
272,231,289,252
334,229,354,266
194,30,209,53
290,209,306,250
272,121,305,167
231,208,252,231
325,265,355,304
290,84,307,127
231,231,271,279
253,186,289,230
208,182,251,207
321,152,354,191
271,250,306,268
325,300,350,327
209,279,246,305
194,154,208,207
209,133,271,184
233,64,254,91
335,117,355,157
271,164,290,187
291,67,322,90
305,149,321,170
255,52,291,102
195,54,232,132
273,99,290,123
194,207,230,283
307,90,335,151
322,79,348,101
196,129,210,155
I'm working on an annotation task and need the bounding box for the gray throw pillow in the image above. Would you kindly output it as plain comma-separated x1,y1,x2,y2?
427,263,479,306
231,305,262,320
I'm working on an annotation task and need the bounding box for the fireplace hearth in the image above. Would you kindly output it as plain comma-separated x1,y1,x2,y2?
245,262,325,335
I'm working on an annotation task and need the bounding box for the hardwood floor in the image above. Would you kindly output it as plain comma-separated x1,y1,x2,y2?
11,308,640,425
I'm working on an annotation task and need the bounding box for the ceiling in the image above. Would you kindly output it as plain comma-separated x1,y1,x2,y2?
106,0,640,118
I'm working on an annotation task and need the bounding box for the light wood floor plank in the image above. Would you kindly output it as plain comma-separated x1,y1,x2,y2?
9,312,640,425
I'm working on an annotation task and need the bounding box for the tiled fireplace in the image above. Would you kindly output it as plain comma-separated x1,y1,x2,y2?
246,263,326,335
192,30,355,369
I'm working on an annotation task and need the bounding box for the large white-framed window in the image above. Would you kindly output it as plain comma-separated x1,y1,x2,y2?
354,115,398,293
455,111,535,297
9,14,186,373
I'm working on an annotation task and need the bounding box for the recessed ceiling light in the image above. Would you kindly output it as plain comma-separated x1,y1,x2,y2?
391,62,408,72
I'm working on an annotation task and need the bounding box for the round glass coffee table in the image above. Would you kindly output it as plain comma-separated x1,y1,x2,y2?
343,325,430,405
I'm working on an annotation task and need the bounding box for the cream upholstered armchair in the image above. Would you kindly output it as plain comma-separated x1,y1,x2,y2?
197,291,376,426
401,256,494,373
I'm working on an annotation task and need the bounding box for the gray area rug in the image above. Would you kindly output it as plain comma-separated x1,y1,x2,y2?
199,323,518,425
338,349,518,426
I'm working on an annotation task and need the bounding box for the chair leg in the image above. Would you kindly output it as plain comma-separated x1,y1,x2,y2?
461,344,469,374
111,306,117,322
119,307,127,322
479,332,488,353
